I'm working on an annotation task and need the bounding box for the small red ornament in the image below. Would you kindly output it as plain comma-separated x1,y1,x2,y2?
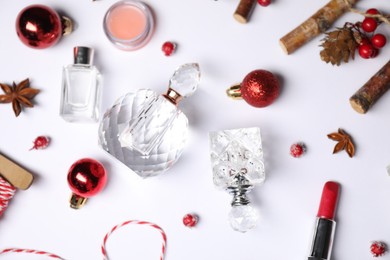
67,158,107,209
358,43,376,59
29,136,50,150
227,69,280,108
290,142,306,158
162,41,176,56
366,8,380,15
371,34,387,49
361,17,378,33
257,0,271,7
370,241,387,257
16,5,73,49
183,213,198,228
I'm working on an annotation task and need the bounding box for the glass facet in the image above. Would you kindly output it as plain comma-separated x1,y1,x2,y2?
169,63,200,98
209,127,265,189
228,205,259,233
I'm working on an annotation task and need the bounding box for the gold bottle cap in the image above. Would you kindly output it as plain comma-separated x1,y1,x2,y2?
69,193,88,209
226,84,243,100
61,16,73,36
163,88,183,105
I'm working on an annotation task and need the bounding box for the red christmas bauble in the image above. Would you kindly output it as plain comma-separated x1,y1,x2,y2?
16,5,64,49
240,70,280,107
67,158,107,198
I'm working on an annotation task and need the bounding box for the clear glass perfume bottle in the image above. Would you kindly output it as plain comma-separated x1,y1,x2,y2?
98,63,200,178
60,46,102,122
209,127,265,232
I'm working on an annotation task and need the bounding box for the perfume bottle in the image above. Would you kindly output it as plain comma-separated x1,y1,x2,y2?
209,127,265,232
98,63,200,178
60,46,102,122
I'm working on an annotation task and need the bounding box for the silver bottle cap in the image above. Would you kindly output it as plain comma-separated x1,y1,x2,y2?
73,46,94,65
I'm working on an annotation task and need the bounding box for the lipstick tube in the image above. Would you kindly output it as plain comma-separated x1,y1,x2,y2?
308,181,340,260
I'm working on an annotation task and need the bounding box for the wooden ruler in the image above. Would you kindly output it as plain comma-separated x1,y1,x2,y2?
0,154,33,190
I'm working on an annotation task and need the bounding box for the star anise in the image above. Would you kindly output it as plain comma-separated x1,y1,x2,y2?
327,128,355,158
0,78,40,117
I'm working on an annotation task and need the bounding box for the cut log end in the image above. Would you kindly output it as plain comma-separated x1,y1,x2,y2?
279,39,289,55
233,13,248,24
349,95,369,114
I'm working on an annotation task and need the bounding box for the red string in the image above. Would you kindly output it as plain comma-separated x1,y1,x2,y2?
101,220,167,260
0,219,167,260
0,248,64,259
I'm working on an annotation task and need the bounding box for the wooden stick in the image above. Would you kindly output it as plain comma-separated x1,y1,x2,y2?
279,0,359,54
0,154,33,190
350,60,390,114
234,0,256,24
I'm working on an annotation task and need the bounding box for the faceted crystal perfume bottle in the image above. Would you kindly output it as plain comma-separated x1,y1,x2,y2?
209,127,265,232
60,46,102,122
98,63,200,178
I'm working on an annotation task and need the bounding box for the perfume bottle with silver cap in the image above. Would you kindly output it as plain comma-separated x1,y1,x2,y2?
98,63,200,178
209,127,265,232
60,46,102,122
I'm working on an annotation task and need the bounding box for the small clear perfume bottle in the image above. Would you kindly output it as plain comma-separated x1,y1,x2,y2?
209,127,266,232
60,46,102,122
98,63,200,177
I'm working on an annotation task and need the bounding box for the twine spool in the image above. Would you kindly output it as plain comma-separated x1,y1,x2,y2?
0,176,16,217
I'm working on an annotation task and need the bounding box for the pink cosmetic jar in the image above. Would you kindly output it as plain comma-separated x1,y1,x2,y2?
103,0,155,51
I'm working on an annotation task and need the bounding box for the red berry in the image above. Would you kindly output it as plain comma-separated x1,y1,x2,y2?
366,8,380,15
362,17,378,33
257,0,271,7
358,43,375,59
161,41,176,56
183,213,198,228
29,136,50,150
290,142,306,158
371,34,387,48
370,241,387,257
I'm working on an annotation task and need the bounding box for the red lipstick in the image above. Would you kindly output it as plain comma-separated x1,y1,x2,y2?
308,181,340,260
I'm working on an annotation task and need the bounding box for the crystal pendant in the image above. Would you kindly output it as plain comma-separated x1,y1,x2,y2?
209,127,265,232
98,63,200,178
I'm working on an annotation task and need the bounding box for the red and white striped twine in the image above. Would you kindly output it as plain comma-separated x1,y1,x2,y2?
0,219,167,260
0,176,16,217
102,220,167,260
0,248,64,259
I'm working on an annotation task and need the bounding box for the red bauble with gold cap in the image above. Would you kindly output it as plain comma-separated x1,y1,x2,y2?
15,4,72,49
67,158,107,209
241,69,280,107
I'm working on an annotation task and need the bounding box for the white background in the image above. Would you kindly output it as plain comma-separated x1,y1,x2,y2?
1,0,390,259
